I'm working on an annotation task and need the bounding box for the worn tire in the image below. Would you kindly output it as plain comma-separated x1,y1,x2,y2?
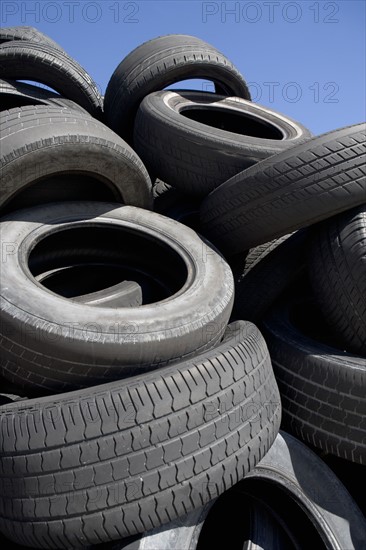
309,205,366,355
231,231,309,323
201,124,366,254
104,34,251,141
0,201,234,392
134,91,311,196
0,26,62,50
0,41,102,117
0,106,152,213
196,431,366,549
262,297,366,464
239,432,366,549
0,321,281,548
0,79,89,114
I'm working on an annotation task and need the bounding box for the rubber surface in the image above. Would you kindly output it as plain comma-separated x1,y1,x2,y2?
0,202,234,392
0,26,62,50
262,297,366,464
0,321,281,548
201,124,366,254
0,41,102,117
241,432,366,549
0,79,89,114
104,34,251,141
309,205,366,355
0,106,152,213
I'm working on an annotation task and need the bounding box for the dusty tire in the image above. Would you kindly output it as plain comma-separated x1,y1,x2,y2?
0,41,102,117
0,26,62,50
240,432,366,549
196,432,366,549
309,205,366,355
0,79,89,114
201,124,366,254
262,297,366,464
0,106,152,213
134,91,311,196
0,321,281,548
0,201,234,392
104,34,251,141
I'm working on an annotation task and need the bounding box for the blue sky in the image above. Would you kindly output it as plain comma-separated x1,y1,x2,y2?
1,0,365,134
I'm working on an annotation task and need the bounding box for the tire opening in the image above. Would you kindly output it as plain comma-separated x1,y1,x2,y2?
28,224,188,305
197,478,325,549
181,106,284,139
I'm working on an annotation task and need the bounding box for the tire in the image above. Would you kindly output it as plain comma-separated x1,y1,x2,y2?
104,34,251,141
134,91,311,196
309,205,366,355
238,432,366,550
0,79,89,114
0,201,234,392
196,432,366,550
0,321,281,548
0,41,102,117
262,296,366,464
0,106,152,213
201,124,366,255
0,26,62,51
231,231,309,323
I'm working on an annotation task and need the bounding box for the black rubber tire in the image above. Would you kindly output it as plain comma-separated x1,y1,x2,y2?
262,297,366,464
231,231,309,323
309,205,366,355
104,34,251,142
134,91,312,196
237,432,366,550
0,79,89,114
0,26,62,50
0,201,234,393
201,124,366,255
0,321,281,548
0,106,152,213
0,41,102,117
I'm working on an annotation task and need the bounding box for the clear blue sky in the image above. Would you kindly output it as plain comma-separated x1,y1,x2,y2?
1,0,365,134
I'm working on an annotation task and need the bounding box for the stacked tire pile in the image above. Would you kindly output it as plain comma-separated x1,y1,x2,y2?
0,26,365,550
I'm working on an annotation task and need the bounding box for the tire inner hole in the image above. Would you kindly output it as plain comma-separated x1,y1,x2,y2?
28,225,188,305
181,106,284,139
